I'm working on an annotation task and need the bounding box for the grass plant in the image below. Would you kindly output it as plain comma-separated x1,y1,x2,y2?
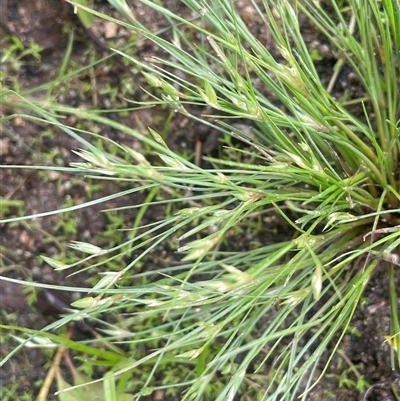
1,0,399,400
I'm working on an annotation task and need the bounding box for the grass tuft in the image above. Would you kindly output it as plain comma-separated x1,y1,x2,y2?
1,0,399,399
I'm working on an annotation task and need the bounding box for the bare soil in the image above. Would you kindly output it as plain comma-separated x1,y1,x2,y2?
1,1,399,400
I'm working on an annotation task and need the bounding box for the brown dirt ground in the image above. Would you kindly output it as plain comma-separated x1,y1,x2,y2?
1,1,399,400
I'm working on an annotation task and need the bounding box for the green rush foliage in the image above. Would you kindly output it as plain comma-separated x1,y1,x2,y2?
1,0,399,400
